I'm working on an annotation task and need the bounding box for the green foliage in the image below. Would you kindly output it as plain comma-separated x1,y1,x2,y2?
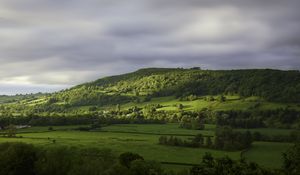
0,93,45,104
6,124,17,137
3,142,298,175
158,134,211,148
119,152,144,168
214,127,253,151
216,109,300,129
180,115,205,130
0,142,165,175
0,142,37,175
282,143,300,175
0,124,295,169
35,146,76,175
217,95,226,102
190,153,277,175
244,142,293,168
5,68,299,113
129,160,163,175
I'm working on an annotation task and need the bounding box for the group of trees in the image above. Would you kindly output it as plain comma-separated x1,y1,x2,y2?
3,68,299,115
0,105,171,127
214,127,253,151
179,116,205,130
1,104,299,132
216,108,300,129
1,142,299,175
191,153,274,175
159,127,253,151
191,143,300,175
158,134,213,148
0,143,165,175
48,87,134,107
252,130,300,143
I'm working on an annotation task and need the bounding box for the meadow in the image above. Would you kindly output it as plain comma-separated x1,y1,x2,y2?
117,96,300,112
0,123,293,170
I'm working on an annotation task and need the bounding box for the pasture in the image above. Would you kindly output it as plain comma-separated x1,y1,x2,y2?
118,96,300,112
243,142,292,168
0,123,293,169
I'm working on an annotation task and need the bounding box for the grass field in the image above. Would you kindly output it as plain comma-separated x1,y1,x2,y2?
237,128,293,136
0,123,293,169
117,96,300,112
0,128,240,165
243,142,292,168
102,123,215,136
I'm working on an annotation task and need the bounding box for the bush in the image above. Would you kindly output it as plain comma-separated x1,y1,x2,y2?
0,142,37,175
119,152,144,168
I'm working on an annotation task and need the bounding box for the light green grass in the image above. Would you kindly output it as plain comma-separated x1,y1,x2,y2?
0,124,293,169
102,123,215,136
30,95,300,113
117,96,300,112
0,129,240,165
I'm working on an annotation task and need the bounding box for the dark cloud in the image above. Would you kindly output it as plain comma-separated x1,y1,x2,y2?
0,0,299,94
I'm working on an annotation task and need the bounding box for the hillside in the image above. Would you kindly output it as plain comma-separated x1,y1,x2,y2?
1,68,300,114
1,68,300,172
50,68,300,105
0,93,45,104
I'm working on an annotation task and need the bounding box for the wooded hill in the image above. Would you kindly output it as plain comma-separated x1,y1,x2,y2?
47,68,300,107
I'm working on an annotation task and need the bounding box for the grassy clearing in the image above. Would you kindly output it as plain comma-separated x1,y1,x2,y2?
117,96,300,112
243,142,292,168
12,94,300,113
0,124,293,169
237,128,293,136
0,130,240,165
102,123,215,136
0,124,235,164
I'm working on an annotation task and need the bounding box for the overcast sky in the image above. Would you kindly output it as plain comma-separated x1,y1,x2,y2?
0,0,300,95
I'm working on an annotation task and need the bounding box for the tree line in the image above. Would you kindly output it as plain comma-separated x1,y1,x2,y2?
159,127,253,151
0,142,299,175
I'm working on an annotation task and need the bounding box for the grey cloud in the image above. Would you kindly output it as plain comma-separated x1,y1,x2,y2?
0,0,299,94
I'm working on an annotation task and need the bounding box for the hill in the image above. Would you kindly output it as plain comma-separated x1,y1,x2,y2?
50,68,300,106
1,68,300,115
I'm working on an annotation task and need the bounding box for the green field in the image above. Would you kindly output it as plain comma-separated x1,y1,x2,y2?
0,130,240,165
102,123,216,136
243,142,292,168
0,123,293,169
118,96,300,112
237,128,293,136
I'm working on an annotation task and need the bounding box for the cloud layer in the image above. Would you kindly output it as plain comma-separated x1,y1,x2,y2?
0,0,300,94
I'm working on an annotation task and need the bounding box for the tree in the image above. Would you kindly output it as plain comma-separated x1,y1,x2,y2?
6,124,16,138
283,143,300,175
130,160,163,175
191,117,205,130
35,146,75,175
177,104,184,111
158,136,168,145
192,134,204,147
0,143,37,175
206,137,213,148
218,95,226,102
116,104,121,112
119,152,144,168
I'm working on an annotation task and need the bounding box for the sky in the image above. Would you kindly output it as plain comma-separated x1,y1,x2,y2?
0,0,300,95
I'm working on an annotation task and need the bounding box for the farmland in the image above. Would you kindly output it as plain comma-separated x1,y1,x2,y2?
0,123,293,170
0,68,299,174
